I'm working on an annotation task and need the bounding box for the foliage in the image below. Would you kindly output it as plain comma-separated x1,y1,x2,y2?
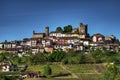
0,72,22,80
63,25,73,33
48,50,66,62
62,58,68,64
0,54,5,61
90,49,120,63
91,49,103,63
44,64,52,76
63,52,95,64
56,27,63,32
102,63,118,80
4,76,22,80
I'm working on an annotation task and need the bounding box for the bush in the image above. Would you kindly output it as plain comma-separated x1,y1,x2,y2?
62,58,68,64
102,63,118,80
48,50,66,62
44,64,52,76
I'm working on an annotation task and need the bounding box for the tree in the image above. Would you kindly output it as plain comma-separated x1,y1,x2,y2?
48,50,66,62
44,64,52,76
63,25,73,33
0,54,5,61
91,49,103,63
103,63,118,80
56,27,63,32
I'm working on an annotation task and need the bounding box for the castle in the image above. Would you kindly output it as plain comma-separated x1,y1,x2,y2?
32,27,49,38
32,23,89,39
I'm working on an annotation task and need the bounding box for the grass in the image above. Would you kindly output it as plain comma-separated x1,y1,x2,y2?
27,64,45,75
0,72,20,76
27,64,67,75
50,65,66,74
66,64,96,73
77,74,101,80
27,63,105,80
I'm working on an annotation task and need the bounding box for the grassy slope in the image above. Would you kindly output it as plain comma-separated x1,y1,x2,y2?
27,63,105,80
27,64,66,75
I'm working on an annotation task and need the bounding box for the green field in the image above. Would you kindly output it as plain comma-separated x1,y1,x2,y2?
1,63,118,80
26,63,106,80
27,64,68,75
66,64,96,73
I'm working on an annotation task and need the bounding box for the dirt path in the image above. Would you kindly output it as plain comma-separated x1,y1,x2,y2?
59,63,79,78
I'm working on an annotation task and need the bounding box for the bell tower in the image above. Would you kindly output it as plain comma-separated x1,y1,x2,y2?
45,26,49,37
79,23,88,35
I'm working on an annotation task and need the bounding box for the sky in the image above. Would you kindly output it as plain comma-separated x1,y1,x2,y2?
0,0,120,42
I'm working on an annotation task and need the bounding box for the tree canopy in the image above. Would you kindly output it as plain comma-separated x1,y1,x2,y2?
56,27,63,32
63,25,73,33
44,64,52,76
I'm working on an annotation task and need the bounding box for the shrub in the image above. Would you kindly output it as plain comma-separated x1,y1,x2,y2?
44,64,52,76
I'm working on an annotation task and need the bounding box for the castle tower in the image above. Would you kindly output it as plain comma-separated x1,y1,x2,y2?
45,26,49,37
79,23,88,35
33,30,35,34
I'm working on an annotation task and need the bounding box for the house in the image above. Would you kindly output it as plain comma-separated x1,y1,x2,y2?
21,71,39,79
39,48,44,53
54,44,73,52
49,31,64,37
31,47,39,54
2,64,11,72
33,33,45,39
92,33,105,43
3,41,12,49
71,33,79,38
42,39,53,47
31,38,38,47
57,38,65,45
105,35,119,44
72,28,79,33
0,40,16,49
31,46,44,54
90,42,98,47
0,59,14,72
79,33,86,39
61,44,71,52
6,48,18,53
0,43,3,49
44,47,53,53
80,38,91,46
20,38,31,47
77,45,84,51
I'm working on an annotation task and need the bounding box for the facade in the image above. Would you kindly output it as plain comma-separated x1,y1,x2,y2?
32,32,45,39
0,40,16,49
79,23,88,35
50,23,89,39
92,33,105,43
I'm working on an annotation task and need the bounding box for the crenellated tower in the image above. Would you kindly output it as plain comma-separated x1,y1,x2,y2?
45,26,49,37
79,23,88,35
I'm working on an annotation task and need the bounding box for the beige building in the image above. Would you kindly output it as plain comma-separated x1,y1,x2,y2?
32,32,45,39
32,27,49,38
50,23,89,39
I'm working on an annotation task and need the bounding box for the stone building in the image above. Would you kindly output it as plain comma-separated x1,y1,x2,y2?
45,27,49,37
32,26,49,38
32,31,45,39
78,23,89,38
79,23,88,35
92,33,105,42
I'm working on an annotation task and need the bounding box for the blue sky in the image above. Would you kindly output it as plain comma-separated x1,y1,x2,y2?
0,0,120,42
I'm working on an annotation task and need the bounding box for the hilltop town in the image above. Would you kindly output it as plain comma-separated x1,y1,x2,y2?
0,23,120,80
0,23,119,54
